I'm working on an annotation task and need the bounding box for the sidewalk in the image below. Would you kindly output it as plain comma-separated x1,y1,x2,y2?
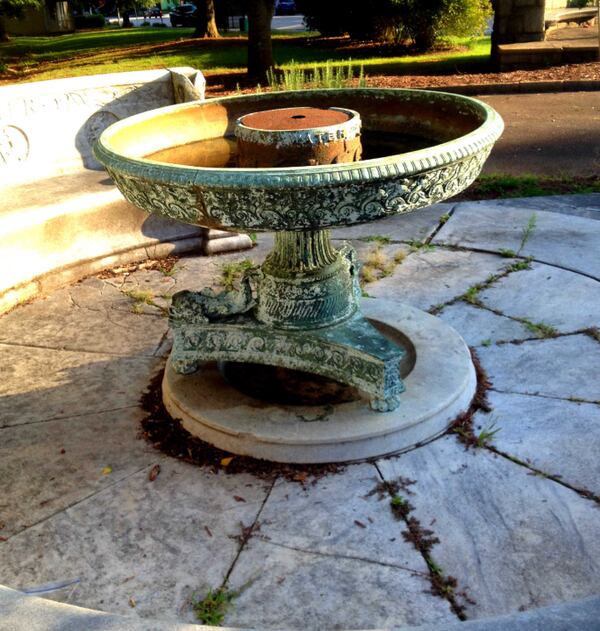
1,193,599,629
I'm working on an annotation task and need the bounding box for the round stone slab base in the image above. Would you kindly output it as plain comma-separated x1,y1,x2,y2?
162,300,476,464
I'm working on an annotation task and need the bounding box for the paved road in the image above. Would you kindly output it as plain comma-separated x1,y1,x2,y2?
111,13,305,31
479,91,600,177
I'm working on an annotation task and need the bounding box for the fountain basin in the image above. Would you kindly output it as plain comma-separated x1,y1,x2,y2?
94,88,503,233
93,88,503,459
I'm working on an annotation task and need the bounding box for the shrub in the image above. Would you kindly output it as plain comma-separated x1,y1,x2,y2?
74,13,106,29
567,0,594,7
297,0,491,49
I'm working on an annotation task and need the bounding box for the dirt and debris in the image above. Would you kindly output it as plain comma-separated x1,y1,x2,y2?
139,367,346,484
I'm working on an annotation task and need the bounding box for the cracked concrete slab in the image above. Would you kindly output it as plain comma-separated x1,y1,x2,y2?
367,248,514,311
254,463,427,572
226,538,456,630
0,407,155,538
0,463,270,622
377,436,600,619
0,344,162,428
475,390,600,496
478,263,600,333
477,334,600,402
437,303,531,346
0,279,168,357
433,203,600,279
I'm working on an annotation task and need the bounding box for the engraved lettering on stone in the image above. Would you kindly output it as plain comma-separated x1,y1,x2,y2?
0,125,29,165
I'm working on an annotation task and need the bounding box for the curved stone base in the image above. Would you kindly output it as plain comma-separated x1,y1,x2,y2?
162,300,476,464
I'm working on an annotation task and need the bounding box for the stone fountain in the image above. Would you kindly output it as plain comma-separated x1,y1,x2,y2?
94,88,503,463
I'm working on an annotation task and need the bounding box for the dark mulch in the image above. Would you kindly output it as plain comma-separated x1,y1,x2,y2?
139,366,346,484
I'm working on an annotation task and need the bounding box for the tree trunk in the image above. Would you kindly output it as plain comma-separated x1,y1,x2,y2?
247,0,275,84
0,16,10,41
122,11,133,27
194,0,220,37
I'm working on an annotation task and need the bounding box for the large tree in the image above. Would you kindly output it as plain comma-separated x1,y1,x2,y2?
247,0,275,83
0,0,42,41
194,0,219,37
114,0,154,27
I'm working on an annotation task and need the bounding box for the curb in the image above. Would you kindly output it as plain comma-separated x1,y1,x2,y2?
427,79,600,96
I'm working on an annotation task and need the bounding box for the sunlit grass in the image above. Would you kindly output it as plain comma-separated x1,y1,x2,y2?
1,28,490,83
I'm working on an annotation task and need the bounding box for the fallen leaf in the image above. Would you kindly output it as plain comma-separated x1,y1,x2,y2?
233,495,246,502
0,536,7,542
204,525,213,537
354,520,366,529
128,596,136,608
148,464,161,482
102,466,112,475
60,448,66,455
220,456,234,466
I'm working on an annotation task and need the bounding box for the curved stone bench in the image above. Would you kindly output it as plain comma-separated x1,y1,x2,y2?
1,586,599,631
0,68,251,315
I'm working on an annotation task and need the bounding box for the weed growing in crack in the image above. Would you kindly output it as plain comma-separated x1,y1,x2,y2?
450,348,493,449
586,327,600,343
480,339,492,347
462,285,483,306
157,263,176,277
192,587,236,626
360,245,405,284
220,260,256,291
406,238,435,252
499,248,516,258
390,494,413,519
522,320,559,339
123,288,154,304
121,288,167,315
394,250,407,264
359,235,392,245
428,303,445,315
518,213,537,254
505,257,533,273
474,423,501,448
439,213,451,224
403,516,440,552
369,476,471,619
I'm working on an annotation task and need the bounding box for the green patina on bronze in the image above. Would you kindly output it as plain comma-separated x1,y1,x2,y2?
94,89,503,413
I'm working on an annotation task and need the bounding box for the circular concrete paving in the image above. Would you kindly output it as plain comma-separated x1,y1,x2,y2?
1,194,599,630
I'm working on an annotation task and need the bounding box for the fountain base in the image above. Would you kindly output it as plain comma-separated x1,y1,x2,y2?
162,300,476,464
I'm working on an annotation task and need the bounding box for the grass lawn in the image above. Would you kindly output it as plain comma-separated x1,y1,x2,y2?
458,174,600,200
0,26,490,83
